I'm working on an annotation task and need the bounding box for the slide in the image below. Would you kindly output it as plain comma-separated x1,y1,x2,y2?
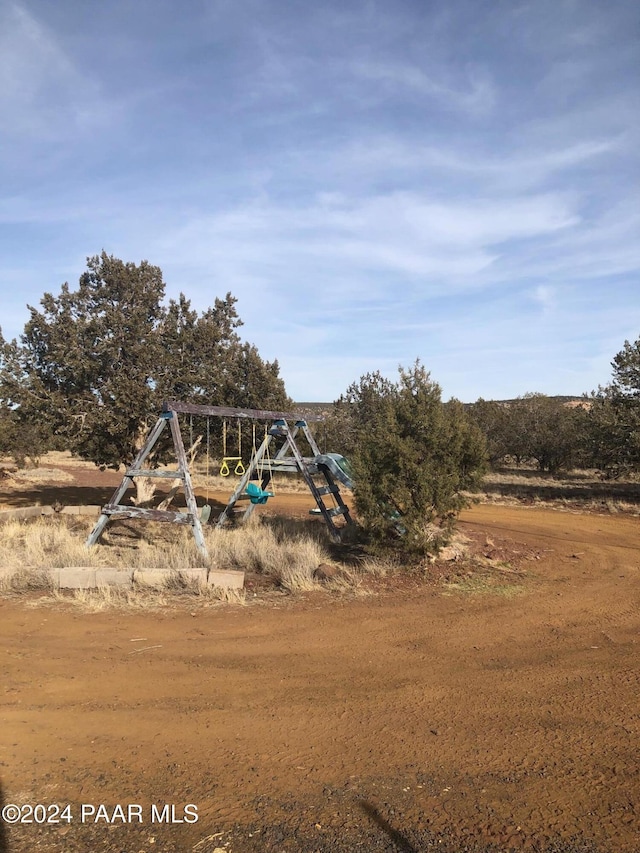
314,453,354,490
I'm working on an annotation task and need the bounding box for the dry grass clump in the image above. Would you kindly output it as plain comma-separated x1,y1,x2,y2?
2,566,54,593
0,518,214,602
114,532,209,571
0,510,417,605
29,450,103,471
11,467,75,484
441,571,525,598
0,518,105,571
44,583,247,613
356,556,395,577
207,518,329,592
52,585,170,611
0,517,209,572
0,514,333,598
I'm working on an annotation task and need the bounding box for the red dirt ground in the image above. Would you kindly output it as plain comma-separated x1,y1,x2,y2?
1,469,639,853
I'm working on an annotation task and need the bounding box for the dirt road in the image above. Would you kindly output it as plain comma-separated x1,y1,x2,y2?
2,504,639,852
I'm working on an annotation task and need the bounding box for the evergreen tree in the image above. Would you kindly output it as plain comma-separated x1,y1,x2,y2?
342,362,486,557
588,337,640,477
508,393,587,473
468,398,512,467
0,404,48,468
0,253,289,473
470,394,589,473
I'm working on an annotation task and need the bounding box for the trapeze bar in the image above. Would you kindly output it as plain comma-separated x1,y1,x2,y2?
162,400,324,422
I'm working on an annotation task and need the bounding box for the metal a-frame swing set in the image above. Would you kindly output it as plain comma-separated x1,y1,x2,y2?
86,400,354,559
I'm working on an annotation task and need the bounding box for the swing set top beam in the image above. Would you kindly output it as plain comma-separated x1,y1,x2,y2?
163,400,324,422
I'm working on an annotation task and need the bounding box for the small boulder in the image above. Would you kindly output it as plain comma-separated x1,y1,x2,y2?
438,544,464,562
314,563,338,581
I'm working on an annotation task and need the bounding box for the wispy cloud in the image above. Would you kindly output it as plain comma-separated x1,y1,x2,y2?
0,3,107,139
154,190,578,277
351,59,495,115
0,0,637,402
530,284,556,312
332,136,618,180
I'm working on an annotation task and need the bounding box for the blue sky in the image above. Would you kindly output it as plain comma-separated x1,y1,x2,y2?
1,0,638,402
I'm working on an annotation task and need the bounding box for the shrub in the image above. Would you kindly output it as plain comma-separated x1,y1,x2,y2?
587,337,640,478
341,362,486,558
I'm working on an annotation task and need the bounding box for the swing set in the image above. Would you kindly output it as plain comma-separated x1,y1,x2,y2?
86,401,353,558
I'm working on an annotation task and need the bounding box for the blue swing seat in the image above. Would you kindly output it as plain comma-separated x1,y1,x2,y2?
246,482,274,505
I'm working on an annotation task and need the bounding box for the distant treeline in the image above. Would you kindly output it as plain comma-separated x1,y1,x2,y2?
304,338,640,479
1,253,637,488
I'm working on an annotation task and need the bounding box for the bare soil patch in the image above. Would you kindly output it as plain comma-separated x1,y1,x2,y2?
1,460,639,852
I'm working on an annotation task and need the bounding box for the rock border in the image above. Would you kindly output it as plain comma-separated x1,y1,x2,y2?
1,566,245,591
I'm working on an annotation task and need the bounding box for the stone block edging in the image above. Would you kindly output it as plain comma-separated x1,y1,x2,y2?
0,566,245,590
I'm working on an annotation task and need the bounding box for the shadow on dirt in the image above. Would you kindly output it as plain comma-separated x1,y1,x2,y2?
482,478,640,506
0,483,229,513
0,485,121,509
358,800,419,853
0,776,9,853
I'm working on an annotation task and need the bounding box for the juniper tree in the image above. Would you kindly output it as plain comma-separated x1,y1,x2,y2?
0,252,289,480
507,393,588,473
342,362,486,558
469,394,589,473
468,398,512,467
0,403,48,468
588,337,640,477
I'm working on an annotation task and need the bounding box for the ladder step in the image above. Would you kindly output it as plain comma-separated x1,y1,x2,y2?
269,462,299,473
315,485,339,496
309,506,346,518
126,468,184,479
326,506,347,517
